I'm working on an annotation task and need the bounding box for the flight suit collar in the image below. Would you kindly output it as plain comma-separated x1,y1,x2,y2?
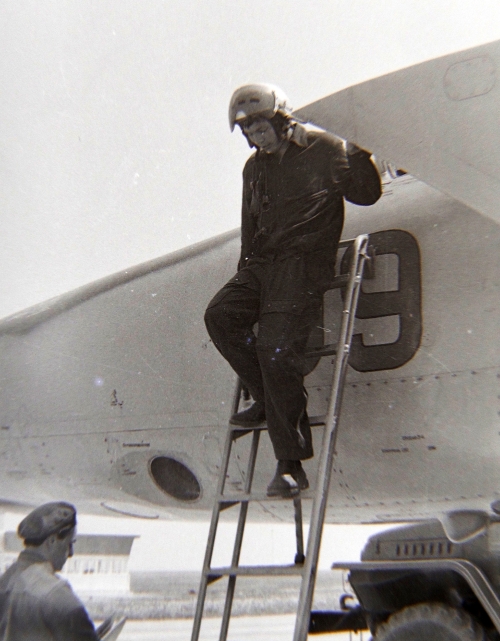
289,122,309,148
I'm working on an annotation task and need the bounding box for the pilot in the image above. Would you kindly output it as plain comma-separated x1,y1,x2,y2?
0,502,100,640
204,84,381,497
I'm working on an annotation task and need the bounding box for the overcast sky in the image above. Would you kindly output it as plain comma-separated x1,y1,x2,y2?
2,0,500,319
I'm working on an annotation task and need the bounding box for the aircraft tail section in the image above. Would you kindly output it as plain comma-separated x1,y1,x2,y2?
297,39,500,224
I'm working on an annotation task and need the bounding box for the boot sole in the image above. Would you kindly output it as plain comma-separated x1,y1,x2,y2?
266,486,300,498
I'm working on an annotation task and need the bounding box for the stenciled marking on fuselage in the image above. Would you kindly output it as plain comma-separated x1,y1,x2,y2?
122,442,151,448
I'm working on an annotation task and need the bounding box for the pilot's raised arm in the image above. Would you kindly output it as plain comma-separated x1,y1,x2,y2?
336,140,382,206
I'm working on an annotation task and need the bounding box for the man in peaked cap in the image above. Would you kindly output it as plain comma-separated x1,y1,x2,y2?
0,502,102,640
205,84,381,497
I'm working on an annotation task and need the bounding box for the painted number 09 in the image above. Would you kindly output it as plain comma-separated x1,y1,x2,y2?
340,229,422,372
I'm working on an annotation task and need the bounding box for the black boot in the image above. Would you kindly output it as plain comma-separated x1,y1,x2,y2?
229,401,266,427
266,460,309,497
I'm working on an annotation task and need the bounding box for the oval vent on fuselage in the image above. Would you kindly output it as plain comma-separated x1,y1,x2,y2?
149,456,201,501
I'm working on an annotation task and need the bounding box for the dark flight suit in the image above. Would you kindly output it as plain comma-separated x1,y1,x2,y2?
0,549,99,641
205,123,381,461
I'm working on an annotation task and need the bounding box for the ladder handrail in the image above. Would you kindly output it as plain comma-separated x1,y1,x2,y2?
293,233,370,641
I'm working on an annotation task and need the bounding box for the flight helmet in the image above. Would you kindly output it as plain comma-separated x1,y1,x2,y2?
229,83,293,131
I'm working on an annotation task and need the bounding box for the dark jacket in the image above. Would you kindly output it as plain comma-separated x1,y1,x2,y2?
239,122,381,267
0,549,98,641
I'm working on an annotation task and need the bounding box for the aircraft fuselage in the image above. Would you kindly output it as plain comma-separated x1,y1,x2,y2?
0,172,499,523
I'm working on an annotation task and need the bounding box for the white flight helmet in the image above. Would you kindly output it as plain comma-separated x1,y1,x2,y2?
228,83,293,131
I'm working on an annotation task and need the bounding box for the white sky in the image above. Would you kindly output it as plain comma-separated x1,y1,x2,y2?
1,2,500,571
1,1,500,319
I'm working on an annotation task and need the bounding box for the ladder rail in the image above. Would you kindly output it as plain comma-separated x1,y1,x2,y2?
218,429,261,641
293,233,370,641
191,380,245,641
191,430,233,641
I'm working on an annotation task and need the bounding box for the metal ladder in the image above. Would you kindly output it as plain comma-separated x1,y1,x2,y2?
191,234,371,641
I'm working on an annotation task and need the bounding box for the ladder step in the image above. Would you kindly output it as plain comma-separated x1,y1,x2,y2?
217,490,313,504
206,564,305,578
229,415,325,435
230,423,269,434
328,274,349,289
219,500,240,511
305,344,337,358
